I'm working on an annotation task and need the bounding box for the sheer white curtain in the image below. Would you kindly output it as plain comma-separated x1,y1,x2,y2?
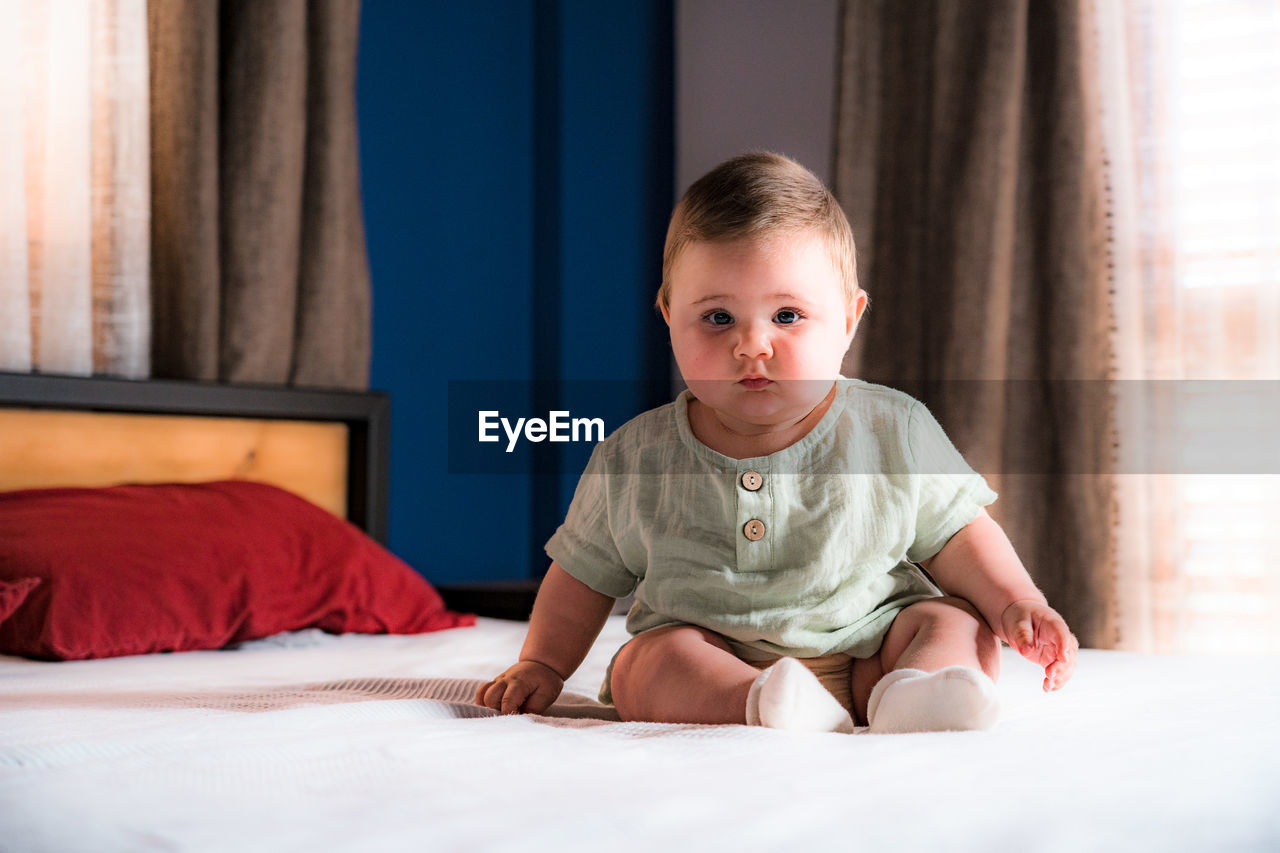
1098,0,1280,654
0,0,149,378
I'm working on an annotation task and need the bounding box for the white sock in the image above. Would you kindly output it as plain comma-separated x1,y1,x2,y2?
866,666,1001,734
745,657,856,734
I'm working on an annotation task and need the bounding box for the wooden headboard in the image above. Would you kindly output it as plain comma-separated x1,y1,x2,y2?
0,372,390,543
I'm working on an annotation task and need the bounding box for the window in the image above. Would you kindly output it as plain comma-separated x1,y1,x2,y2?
1099,0,1280,654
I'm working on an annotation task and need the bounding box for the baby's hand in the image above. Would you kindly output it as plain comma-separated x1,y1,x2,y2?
475,660,565,715
1000,600,1079,692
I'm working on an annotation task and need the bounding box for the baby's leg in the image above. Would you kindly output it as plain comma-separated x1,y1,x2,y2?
610,625,853,732
878,596,1001,678
610,624,756,724
853,596,1002,732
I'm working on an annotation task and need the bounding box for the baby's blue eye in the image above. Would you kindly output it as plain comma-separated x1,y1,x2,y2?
707,311,733,326
774,310,800,325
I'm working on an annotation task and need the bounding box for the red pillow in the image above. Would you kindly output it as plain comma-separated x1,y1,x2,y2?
0,481,474,660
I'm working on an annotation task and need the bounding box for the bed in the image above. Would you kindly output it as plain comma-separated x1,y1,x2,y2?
1,374,1278,852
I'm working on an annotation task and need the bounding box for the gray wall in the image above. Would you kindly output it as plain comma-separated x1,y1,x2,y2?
676,0,840,193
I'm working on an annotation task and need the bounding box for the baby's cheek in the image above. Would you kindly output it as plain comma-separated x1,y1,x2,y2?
671,345,716,378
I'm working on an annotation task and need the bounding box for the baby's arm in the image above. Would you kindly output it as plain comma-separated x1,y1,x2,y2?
475,562,616,714
920,508,1079,691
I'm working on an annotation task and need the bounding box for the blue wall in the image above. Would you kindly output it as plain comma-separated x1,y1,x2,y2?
358,2,673,585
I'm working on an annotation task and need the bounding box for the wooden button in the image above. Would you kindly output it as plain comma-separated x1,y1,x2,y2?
741,470,763,491
743,519,766,541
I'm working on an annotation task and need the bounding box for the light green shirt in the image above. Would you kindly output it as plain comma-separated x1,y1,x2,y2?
545,378,997,660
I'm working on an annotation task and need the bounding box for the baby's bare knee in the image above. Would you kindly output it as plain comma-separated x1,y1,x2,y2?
904,597,1001,677
936,597,1000,674
612,626,726,694
611,624,732,720
611,629,662,686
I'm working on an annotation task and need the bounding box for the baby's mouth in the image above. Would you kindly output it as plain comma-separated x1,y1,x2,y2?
738,377,773,390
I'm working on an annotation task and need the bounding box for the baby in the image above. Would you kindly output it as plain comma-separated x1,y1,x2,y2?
477,152,1077,733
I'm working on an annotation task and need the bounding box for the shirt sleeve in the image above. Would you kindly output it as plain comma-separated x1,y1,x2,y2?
544,440,639,599
905,400,998,563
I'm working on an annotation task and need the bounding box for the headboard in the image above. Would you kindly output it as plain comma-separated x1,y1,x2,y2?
0,372,390,543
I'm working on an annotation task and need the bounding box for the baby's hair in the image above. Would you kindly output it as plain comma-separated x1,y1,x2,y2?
657,151,860,312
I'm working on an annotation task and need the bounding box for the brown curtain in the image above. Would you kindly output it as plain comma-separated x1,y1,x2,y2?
835,0,1117,647
148,0,370,389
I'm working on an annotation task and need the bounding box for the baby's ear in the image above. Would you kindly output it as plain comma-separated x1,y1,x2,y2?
846,290,869,337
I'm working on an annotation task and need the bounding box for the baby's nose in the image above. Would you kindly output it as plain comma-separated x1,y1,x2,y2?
733,323,774,359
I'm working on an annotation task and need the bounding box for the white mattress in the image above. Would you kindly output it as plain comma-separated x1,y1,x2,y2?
2,615,1278,852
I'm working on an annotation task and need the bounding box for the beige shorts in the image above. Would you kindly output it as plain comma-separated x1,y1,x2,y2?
745,652,855,715
600,642,856,716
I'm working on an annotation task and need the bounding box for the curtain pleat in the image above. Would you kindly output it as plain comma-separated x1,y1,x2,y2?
836,0,1117,647
218,0,309,385
292,0,371,388
149,0,371,389
148,0,222,381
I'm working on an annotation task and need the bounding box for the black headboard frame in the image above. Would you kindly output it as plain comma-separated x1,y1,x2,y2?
0,372,391,544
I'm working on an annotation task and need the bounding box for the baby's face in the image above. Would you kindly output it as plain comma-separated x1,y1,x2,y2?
662,230,864,432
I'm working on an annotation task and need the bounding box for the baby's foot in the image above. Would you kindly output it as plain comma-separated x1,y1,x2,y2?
746,657,856,734
866,666,1000,733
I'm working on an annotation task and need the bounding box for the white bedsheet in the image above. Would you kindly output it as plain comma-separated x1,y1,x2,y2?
1,616,1278,852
